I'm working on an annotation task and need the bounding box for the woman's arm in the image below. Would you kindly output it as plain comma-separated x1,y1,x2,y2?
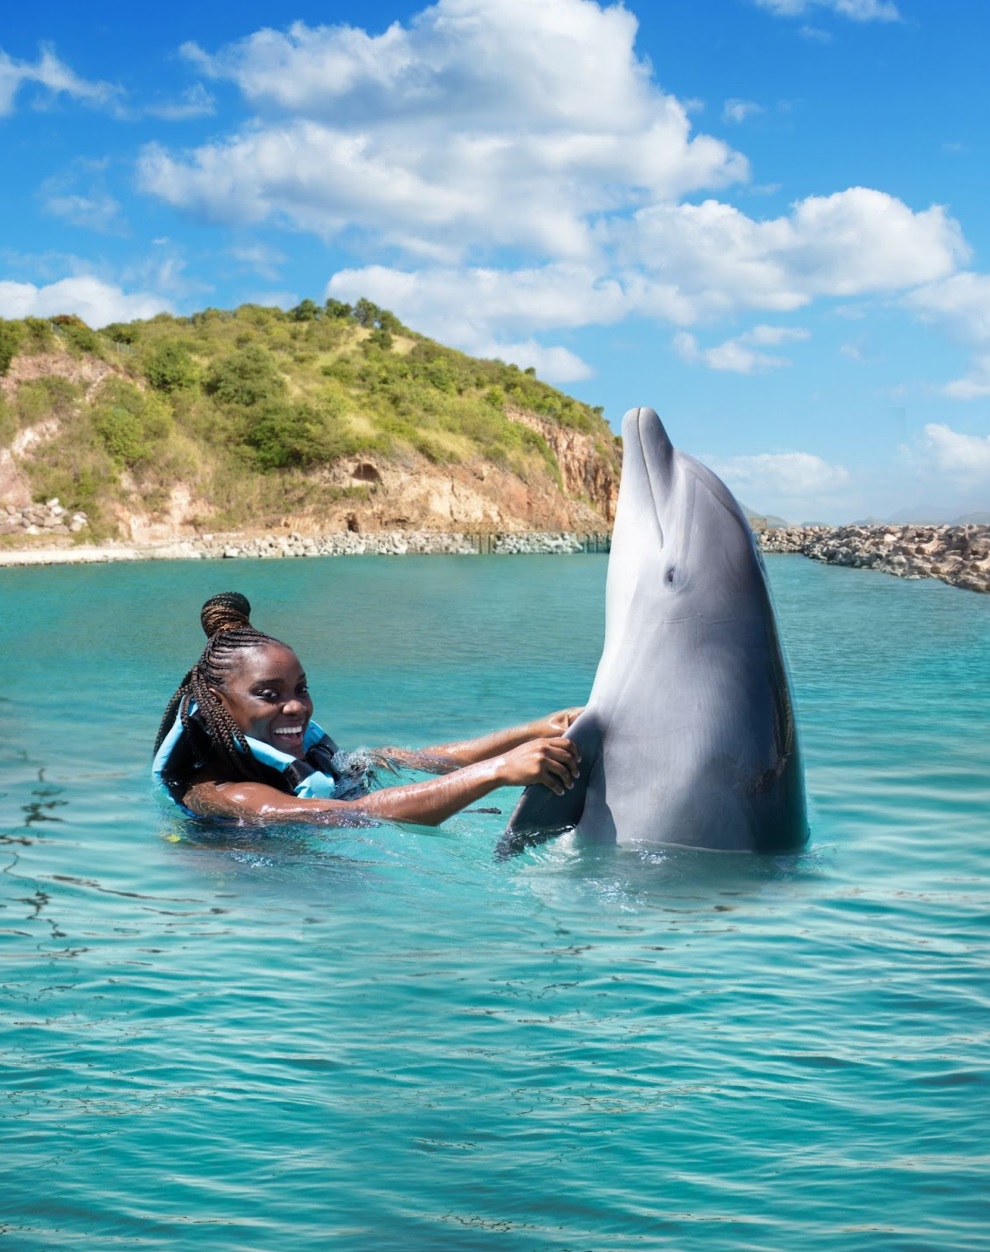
378,707,585,773
182,735,581,827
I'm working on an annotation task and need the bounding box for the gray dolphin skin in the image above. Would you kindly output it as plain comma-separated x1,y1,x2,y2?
506,406,808,853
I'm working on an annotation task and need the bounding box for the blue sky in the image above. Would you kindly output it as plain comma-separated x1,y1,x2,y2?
2,0,989,521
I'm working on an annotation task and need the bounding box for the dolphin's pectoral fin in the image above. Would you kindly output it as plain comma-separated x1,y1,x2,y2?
497,716,601,858
494,822,569,861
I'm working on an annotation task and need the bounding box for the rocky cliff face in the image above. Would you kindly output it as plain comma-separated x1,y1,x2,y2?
274,436,615,537
506,408,620,525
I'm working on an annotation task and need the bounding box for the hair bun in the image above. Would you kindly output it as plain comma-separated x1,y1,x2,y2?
201,591,252,638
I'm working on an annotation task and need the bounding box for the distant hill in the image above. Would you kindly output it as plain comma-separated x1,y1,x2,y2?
0,301,620,541
743,505,788,530
853,506,990,526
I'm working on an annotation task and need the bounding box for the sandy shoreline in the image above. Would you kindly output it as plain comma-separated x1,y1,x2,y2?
1,523,987,592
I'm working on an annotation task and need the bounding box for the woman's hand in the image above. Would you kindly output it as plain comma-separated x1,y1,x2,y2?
542,706,585,735
495,736,581,795
390,705,587,772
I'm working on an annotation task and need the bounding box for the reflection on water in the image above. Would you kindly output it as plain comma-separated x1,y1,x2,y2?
1,555,989,1251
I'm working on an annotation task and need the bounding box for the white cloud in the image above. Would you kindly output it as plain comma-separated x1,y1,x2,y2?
143,0,748,258
754,0,900,21
906,272,990,343
916,424,990,480
141,83,216,121
706,450,851,499
474,340,593,383
39,161,123,234
674,324,809,373
0,45,115,115
905,272,990,398
619,190,966,322
329,262,625,336
43,191,122,233
744,324,811,346
326,263,600,380
942,358,990,401
722,98,763,124
182,1,647,123
133,2,969,363
230,243,288,281
322,183,964,352
0,276,170,327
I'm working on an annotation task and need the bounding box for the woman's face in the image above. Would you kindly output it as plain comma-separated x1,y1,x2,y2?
214,643,315,760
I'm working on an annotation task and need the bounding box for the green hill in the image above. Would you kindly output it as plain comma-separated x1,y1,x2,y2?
0,300,619,541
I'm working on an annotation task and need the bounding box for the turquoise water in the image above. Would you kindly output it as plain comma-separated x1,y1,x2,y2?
2,555,988,1251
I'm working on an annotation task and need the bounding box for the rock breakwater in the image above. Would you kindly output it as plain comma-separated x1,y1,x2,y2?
759,524,990,593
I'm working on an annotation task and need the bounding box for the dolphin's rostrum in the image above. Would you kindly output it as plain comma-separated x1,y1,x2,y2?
506,406,808,853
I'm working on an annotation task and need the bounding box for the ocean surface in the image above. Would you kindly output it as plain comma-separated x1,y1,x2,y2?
1,554,988,1252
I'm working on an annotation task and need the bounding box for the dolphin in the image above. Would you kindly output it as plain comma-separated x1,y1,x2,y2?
506,406,808,853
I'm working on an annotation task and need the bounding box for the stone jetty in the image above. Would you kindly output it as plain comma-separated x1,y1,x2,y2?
759,523,990,594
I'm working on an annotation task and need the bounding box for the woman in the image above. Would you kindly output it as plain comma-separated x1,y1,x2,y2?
154,591,582,825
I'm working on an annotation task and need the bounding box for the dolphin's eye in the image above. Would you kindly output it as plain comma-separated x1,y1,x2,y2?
665,566,678,586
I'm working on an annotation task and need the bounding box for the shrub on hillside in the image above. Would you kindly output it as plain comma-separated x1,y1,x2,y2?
289,299,321,322
144,339,199,393
102,322,140,345
20,318,57,355
240,393,359,470
234,304,286,327
90,378,174,468
321,357,358,386
0,320,23,375
49,315,105,358
204,345,286,408
15,377,81,427
367,327,393,351
191,308,232,326
0,394,14,447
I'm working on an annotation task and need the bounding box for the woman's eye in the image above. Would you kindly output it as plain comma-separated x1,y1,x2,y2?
255,689,278,701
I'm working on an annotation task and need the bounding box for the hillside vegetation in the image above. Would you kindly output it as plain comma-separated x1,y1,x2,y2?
0,299,618,540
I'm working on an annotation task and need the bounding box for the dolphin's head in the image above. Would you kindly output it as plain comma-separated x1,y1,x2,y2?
608,406,768,625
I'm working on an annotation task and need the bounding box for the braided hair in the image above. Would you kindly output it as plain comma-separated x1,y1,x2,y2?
154,591,290,786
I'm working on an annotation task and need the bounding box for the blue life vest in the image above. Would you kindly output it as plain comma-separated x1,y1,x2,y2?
152,700,343,813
